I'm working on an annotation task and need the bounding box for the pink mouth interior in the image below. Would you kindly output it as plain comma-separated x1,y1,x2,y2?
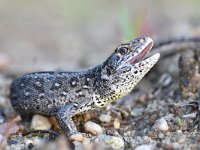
128,42,153,64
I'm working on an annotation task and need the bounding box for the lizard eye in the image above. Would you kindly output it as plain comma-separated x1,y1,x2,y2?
118,47,128,55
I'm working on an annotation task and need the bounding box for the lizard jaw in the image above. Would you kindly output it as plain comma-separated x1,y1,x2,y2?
141,52,160,66
128,38,153,64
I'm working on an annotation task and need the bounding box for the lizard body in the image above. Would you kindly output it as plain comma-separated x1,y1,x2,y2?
10,37,160,136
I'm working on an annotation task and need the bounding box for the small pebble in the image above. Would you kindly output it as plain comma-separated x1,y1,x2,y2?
171,142,181,149
72,141,83,149
82,138,93,150
82,137,91,145
0,134,7,150
159,73,172,87
158,133,164,138
135,144,154,150
56,136,70,150
113,118,120,129
84,121,103,135
131,107,144,116
177,130,183,134
178,138,185,144
99,114,112,123
25,139,34,148
0,115,4,124
69,133,83,142
143,136,151,143
153,118,169,132
96,134,124,149
166,132,170,136
0,95,7,107
182,113,196,119
7,139,18,145
31,114,51,130
83,112,91,122
163,113,174,120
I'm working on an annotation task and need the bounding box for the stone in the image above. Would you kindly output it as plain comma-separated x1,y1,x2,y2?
153,118,169,132
0,134,7,150
99,114,112,123
135,144,154,150
96,134,124,149
69,133,83,142
113,118,120,129
84,121,103,135
31,114,51,130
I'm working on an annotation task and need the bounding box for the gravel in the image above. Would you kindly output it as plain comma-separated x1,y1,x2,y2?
99,114,112,123
84,121,103,135
135,144,154,150
30,114,52,130
69,133,83,142
95,134,124,149
152,118,169,132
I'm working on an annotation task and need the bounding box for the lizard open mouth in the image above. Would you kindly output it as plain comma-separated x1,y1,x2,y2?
128,41,153,64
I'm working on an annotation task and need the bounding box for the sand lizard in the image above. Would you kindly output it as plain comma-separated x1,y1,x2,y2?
10,37,160,138
10,35,200,139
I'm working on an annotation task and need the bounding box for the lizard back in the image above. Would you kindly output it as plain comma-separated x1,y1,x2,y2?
10,67,101,115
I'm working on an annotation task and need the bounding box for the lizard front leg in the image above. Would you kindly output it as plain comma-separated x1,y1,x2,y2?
56,102,80,137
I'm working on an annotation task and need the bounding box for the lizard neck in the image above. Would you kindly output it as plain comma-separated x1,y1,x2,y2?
92,64,122,108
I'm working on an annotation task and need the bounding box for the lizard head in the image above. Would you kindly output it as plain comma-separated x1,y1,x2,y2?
95,37,160,107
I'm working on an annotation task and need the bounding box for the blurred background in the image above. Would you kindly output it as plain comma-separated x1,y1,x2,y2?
0,0,199,75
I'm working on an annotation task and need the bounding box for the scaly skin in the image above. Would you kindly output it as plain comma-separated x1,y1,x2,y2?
10,37,160,137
